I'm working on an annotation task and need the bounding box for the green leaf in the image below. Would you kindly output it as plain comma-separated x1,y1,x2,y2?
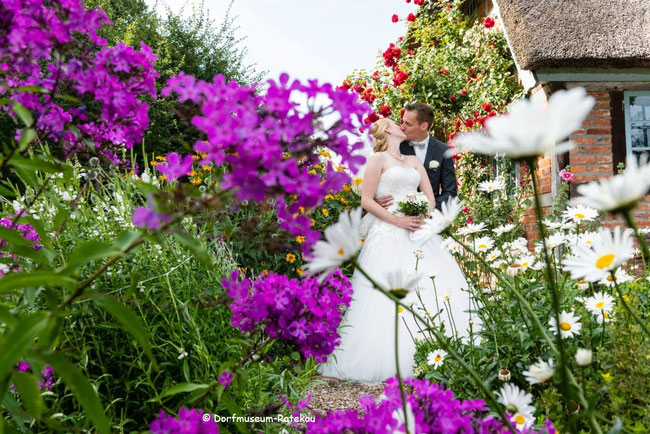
11,371,44,418
220,393,250,433
12,102,33,127
60,240,121,275
112,230,141,253
0,226,34,248
9,155,61,174
2,244,51,266
0,271,77,295
14,85,48,93
39,351,110,434
0,314,48,381
17,128,36,152
86,294,156,366
173,232,212,269
157,382,210,400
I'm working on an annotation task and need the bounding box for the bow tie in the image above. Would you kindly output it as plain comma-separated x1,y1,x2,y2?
409,140,427,149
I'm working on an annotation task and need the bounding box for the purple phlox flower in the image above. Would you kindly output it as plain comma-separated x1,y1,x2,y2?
155,152,194,180
132,195,170,230
217,371,233,388
149,407,219,433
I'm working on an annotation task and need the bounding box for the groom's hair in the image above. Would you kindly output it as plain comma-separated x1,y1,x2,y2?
404,103,434,129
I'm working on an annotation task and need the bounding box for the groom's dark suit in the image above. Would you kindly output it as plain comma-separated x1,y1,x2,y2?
400,137,458,210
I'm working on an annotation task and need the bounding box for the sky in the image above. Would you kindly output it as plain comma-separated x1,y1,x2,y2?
148,0,419,86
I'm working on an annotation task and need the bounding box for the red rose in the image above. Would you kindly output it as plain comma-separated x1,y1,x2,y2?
449,94,456,102
481,102,492,112
392,14,399,23
488,111,497,117
406,0,411,2
460,89,467,96
484,17,495,28
414,0,424,5
407,13,416,22
338,81,350,91
454,119,461,129
462,207,470,214
465,119,474,128
467,217,473,224
438,69,449,75
379,105,391,117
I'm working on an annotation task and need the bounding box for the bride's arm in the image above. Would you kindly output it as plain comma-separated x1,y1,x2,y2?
414,158,436,212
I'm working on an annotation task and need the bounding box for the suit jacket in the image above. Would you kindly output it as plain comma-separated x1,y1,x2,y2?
400,137,458,210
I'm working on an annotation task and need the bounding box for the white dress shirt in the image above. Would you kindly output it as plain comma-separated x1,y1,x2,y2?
409,135,429,164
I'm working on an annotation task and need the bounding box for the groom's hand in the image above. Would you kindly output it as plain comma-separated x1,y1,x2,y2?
375,194,394,209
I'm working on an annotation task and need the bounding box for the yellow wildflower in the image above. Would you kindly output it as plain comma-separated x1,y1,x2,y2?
309,170,317,175
339,197,348,205
286,253,297,264
190,170,197,177
296,235,306,244
191,177,202,185
324,194,335,200
343,185,352,192
319,150,331,158
322,209,329,217
201,165,211,171
337,166,345,172
155,155,166,161
192,155,201,161
150,160,159,166
296,268,304,276
158,175,168,181
352,177,363,185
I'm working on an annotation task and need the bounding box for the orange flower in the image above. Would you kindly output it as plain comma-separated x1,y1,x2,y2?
296,235,306,244
286,253,297,263
322,209,329,217
296,268,304,276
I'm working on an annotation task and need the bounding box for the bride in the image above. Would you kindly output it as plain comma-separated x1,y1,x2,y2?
318,118,475,383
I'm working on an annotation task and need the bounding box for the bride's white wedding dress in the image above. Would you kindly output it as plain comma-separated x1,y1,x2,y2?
318,166,476,383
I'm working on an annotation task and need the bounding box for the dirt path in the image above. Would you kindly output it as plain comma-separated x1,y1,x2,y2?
304,375,386,417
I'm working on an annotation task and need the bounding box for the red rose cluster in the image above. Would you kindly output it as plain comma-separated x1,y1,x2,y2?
382,43,402,68
484,17,495,28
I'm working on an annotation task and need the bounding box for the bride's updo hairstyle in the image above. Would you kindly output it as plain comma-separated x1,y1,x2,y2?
370,118,391,153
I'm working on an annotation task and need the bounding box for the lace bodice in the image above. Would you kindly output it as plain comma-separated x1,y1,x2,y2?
359,166,422,242
375,166,421,213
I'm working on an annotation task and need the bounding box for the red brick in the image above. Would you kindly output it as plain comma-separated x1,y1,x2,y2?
584,146,611,153
588,90,609,98
590,109,611,117
571,155,596,164
596,136,612,145
594,99,611,109
586,128,612,135
587,165,611,172
596,155,613,163
571,165,587,173
574,174,599,182
583,118,612,127
574,137,596,145
570,129,587,136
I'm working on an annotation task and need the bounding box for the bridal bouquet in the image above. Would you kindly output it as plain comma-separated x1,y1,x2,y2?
397,192,430,217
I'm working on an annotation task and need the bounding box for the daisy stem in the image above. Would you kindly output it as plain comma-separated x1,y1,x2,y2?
352,260,517,434
394,303,410,434
527,158,573,425
611,272,650,339
621,210,649,272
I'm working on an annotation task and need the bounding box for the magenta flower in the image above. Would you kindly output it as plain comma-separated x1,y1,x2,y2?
559,168,575,182
0,216,42,277
132,196,170,230
217,371,233,388
155,152,194,180
149,407,219,433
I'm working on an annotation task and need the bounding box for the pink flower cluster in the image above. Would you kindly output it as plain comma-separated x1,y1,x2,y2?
0,0,158,167
162,72,370,252
11,361,55,392
149,407,218,433
222,270,353,363
304,377,555,433
0,215,42,277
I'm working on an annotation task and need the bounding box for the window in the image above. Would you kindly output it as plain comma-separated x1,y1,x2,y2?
624,91,650,161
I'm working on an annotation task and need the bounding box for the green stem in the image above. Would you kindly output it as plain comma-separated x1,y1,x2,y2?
611,272,650,339
622,210,649,271
395,303,410,434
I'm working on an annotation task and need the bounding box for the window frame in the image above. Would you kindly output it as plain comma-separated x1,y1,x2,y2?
623,90,650,159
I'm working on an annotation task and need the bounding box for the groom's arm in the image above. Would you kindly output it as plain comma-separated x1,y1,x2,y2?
437,152,458,208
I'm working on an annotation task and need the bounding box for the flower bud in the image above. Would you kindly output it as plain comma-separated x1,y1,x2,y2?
498,368,511,381
89,157,100,167
575,348,592,367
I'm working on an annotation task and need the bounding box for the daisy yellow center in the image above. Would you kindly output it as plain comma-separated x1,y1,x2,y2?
522,262,529,267
478,244,487,249
575,213,585,219
434,355,442,362
397,306,404,313
444,295,449,300
338,248,345,255
604,312,610,318
596,254,615,269
560,322,572,331
595,301,605,309
607,275,615,282
515,415,526,425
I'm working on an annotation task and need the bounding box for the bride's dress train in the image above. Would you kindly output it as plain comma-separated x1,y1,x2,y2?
318,166,476,383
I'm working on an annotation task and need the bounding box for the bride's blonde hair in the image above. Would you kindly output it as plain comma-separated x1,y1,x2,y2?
370,118,391,153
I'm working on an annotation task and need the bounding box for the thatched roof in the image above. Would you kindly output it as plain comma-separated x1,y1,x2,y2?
496,0,650,69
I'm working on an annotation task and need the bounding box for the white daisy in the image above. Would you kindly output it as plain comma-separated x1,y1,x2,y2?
597,267,633,288
453,87,594,160
577,231,601,248
427,349,447,368
458,222,487,236
561,227,634,282
544,233,566,249
544,219,563,230
478,179,506,193
576,279,590,291
496,384,536,430
486,249,502,262
305,207,363,281
523,359,555,385
412,197,463,243
573,153,650,213
549,311,582,339
517,255,536,271
493,224,516,236
381,269,422,299
584,292,615,316
474,236,494,252
564,206,598,223
442,238,463,254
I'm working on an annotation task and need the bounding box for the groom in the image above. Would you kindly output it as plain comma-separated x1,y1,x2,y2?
376,103,458,211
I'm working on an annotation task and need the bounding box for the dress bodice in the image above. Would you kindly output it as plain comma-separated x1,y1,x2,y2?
375,166,421,214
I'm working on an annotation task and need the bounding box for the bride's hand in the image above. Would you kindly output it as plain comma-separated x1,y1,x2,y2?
394,215,423,232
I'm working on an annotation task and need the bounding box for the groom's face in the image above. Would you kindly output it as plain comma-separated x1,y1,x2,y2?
401,110,429,141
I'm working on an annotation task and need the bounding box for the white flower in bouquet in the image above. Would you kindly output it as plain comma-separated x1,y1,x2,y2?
575,348,593,367
412,197,463,243
428,160,440,170
458,222,487,236
597,267,633,288
474,236,494,252
562,227,634,282
549,311,582,339
397,192,430,217
493,224,516,236
523,359,555,385
496,384,536,430
427,349,447,368
478,179,506,193
564,205,599,223
452,87,594,160
584,292,615,319
573,153,650,213
305,207,363,281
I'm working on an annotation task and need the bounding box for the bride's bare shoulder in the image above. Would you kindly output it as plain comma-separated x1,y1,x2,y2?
405,155,423,167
